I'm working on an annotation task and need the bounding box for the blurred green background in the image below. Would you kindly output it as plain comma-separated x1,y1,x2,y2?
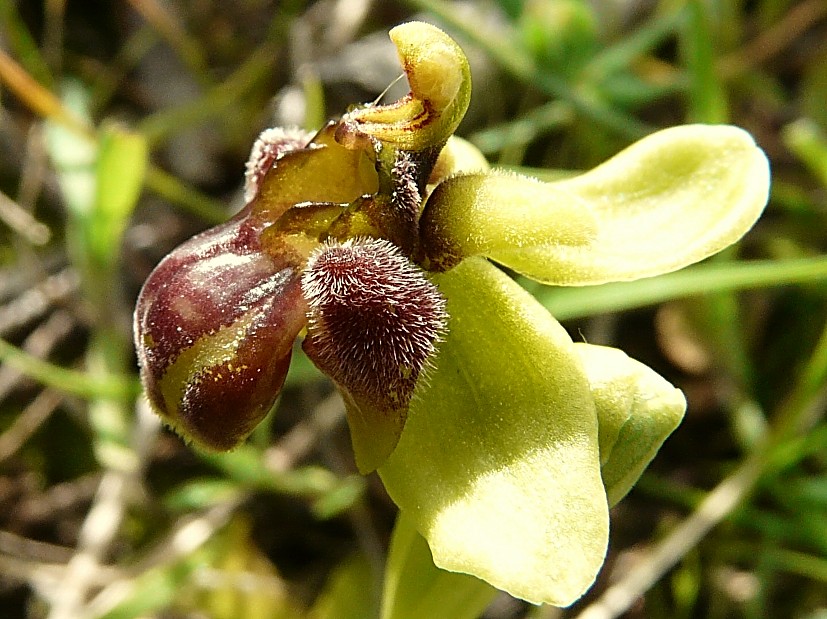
1,0,827,617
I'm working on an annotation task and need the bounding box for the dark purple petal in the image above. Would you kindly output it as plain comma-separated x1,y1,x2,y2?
134,212,308,450
301,237,447,471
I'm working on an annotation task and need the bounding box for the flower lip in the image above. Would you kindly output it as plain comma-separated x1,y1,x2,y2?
301,236,447,408
300,236,448,472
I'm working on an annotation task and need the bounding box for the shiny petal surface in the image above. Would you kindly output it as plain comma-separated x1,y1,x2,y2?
421,171,597,272
522,125,769,284
134,214,308,450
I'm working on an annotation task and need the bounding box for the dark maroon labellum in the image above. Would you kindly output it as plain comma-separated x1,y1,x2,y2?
301,237,447,471
133,212,308,450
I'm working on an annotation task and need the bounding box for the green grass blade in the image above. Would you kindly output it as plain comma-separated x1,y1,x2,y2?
0,337,140,400
535,256,827,321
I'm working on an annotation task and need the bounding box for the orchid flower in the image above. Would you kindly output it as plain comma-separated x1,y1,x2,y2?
134,22,770,606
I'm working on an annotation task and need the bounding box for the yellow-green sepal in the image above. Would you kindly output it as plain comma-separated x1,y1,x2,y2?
380,511,497,619
574,343,686,506
338,390,407,476
422,125,769,285
379,257,608,606
546,125,770,284
421,171,598,272
428,135,490,183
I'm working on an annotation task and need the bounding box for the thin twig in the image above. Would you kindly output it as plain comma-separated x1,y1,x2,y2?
125,0,210,82
83,497,244,619
0,389,63,464
18,123,50,215
0,554,120,593
45,399,159,619
0,530,74,564
0,309,74,401
0,189,51,245
13,474,101,526
43,0,68,76
264,391,346,472
574,453,764,619
0,269,79,336
719,0,827,77
45,472,130,618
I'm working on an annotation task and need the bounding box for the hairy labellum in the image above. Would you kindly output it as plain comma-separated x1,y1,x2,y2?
302,237,447,406
134,213,308,450
301,237,447,472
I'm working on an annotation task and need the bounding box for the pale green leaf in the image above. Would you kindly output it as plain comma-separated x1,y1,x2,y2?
573,343,686,506
90,124,148,269
534,255,827,321
163,478,243,512
44,80,96,215
379,257,608,606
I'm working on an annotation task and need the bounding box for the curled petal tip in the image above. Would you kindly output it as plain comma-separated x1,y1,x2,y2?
339,21,472,152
